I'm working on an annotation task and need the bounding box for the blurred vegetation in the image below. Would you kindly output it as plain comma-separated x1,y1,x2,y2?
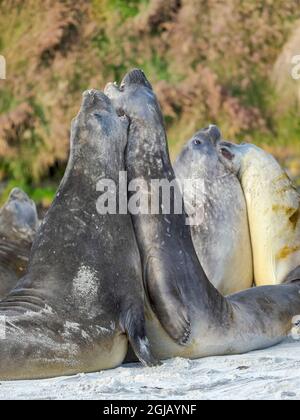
0,0,300,207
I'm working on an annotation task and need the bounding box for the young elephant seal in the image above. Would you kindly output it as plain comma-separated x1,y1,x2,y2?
0,188,39,299
217,141,300,287
174,127,253,295
105,69,300,361
0,90,156,380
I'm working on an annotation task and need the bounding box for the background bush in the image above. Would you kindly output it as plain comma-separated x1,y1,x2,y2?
0,0,300,205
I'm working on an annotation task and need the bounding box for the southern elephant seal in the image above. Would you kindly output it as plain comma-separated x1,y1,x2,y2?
174,127,253,295
0,90,156,380
217,141,300,286
0,188,39,299
105,69,300,361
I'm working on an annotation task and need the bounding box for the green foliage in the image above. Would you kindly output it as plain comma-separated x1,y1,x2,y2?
92,31,129,81
0,88,17,114
107,0,149,19
141,52,172,82
274,110,300,148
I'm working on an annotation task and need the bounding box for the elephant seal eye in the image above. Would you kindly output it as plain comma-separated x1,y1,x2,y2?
194,139,202,146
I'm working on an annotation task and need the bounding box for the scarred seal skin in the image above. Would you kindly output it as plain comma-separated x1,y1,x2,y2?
0,188,39,299
217,141,300,287
105,69,300,361
174,126,253,295
0,90,156,380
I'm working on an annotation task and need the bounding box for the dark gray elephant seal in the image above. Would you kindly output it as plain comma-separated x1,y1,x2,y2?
0,90,156,380
173,127,253,295
0,188,39,299
105,69,300,360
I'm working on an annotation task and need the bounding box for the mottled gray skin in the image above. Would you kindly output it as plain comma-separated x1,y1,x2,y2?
173,127,253,295
0,188,39,299
105,69,300,361
284,266,300,284
0,90,156,380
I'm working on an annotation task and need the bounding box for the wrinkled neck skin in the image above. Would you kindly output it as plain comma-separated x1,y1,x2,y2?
64,128,124,192
126,116,173,181
0,236,31,275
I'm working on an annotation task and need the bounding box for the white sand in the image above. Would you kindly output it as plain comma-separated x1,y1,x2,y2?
0,339,300,400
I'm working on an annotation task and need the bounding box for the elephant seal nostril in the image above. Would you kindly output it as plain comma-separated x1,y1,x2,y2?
207,124,221,144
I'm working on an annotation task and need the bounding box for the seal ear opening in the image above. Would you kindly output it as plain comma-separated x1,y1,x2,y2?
218,142,235,162
220,147,234,161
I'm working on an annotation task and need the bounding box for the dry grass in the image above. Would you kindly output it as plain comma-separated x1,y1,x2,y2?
0,0,300,204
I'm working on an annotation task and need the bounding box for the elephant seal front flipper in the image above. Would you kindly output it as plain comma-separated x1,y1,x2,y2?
145,252,191,345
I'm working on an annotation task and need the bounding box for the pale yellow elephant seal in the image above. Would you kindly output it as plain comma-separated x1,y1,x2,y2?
217,141,300,286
